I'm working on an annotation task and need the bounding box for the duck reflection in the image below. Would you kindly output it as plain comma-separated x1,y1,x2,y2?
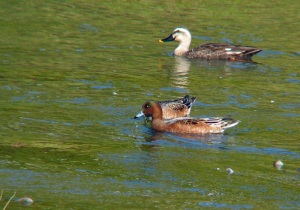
169,56,260,88
139,131,233,153
171,56,191,88
140,128,231,147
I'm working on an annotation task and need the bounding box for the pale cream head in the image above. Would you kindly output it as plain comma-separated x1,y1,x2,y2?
172,28,192,43
172,28,192,56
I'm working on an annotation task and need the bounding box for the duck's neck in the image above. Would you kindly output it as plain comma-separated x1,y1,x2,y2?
151,104,167,132
151,104,163,120
174,40,191,56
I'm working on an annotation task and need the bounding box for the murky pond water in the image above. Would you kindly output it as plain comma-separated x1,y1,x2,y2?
0,1,299,209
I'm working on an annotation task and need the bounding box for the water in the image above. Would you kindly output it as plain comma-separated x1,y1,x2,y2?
0,0,299,209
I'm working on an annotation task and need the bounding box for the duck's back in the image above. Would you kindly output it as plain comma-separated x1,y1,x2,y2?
158,95,196,119
186,43,262,60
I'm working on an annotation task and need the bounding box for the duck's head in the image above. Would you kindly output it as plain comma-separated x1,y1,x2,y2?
159,28,191,43
135,101,163,120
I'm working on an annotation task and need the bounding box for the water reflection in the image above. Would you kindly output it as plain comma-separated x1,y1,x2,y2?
169,56,261,88
170,57,191,89
139,128,232,151
145,131,228,142
138,128,300,159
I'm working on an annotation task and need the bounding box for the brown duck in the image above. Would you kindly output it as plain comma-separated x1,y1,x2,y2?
136,101,240,134
135,95,196,120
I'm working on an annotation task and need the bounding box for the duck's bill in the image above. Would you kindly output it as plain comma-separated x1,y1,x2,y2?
134,111,144,119
159,33,175,43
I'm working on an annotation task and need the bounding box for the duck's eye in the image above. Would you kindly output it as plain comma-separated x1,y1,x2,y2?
144,102,152,109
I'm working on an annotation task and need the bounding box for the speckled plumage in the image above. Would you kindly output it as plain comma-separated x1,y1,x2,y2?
160,28,262,61
157,95,195,119
185,42,262,60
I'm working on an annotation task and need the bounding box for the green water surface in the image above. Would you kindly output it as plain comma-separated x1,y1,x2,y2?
0,0,299,209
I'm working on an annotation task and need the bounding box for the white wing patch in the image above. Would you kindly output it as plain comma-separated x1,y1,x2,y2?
225,47,242,55
226,51,242,55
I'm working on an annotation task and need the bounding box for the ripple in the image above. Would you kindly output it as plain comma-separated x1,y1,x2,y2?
281,113,300,117
193,35,214,41
233,146,300,158
160,88,188,94
281,103,300,109
258,50,285,57
198,201,253,209
75,48,85,53
286,78,300,84
56,97,90,104
78,23,99,32
91,84,113,89
20,117,73,126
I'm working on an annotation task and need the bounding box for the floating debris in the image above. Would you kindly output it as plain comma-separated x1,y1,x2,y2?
18,197,34,206
273,160,284,170
226,168,234,175
207,192,214,196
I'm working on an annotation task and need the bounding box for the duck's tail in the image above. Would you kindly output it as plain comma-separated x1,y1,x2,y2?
242,48,262,60
222,117,241,130
182,95,196,109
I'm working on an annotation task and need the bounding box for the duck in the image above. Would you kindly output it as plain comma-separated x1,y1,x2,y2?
135,95,196,120
159,28,262,61
136,101,240,134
